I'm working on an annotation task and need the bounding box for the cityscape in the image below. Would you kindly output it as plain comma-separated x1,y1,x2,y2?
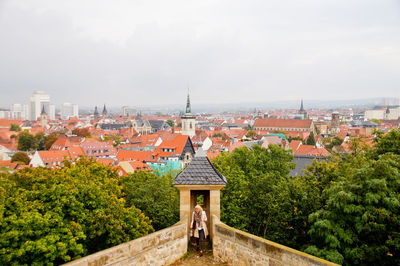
0,1,399,265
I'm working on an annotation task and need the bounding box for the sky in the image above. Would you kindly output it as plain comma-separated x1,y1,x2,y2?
0,0,399,108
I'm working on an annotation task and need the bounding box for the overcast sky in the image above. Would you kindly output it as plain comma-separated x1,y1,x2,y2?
0,0,399,108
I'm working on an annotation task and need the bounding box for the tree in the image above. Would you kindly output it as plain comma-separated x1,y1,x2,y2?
121,171,179,231
10,152,30,165
0,159,153,265
302,132,400,265
72,128,91,137
245,130,256,139
35,132,46,150
374,129,400,155
44,133,59,150
288,136,304,143
306,132,316,145
17,130,36,151
166,119,175,128
304,152,400,265
9,123,21,132
213,145,310,247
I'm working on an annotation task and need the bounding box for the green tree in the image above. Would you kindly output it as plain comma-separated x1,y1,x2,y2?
306,132,316,145
304,152,400,265
166,119,175,128
44,133,59,150
374,129,400,155
288,136,304,143
35,132,46,150
10,152,30,165
213,145,312,247
245,130,256,139
0,159,153,265
121,171,179,231
9,123,21,132
17,130,36,151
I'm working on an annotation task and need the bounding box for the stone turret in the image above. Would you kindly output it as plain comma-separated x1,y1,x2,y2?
173,146,227,238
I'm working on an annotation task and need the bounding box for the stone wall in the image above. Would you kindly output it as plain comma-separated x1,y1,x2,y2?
64,216,187,266
212,215,338,266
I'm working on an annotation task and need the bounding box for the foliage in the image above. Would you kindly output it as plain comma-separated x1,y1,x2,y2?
0,159,153,265
166,119,175,128
213,145,314,248
44,133,59,150
288,136,304,143
35,132,47,151
304,152,400,265
17,130,36,151
303,129,400,265
374,129,400,155
121,171,179,231
103,135,122,147
306,132,316,145
72,128,90,137
17,131,58,151
10,152,30,165
245,130,256,139
369,118,381,125
324,136,344,151
9,124,21,132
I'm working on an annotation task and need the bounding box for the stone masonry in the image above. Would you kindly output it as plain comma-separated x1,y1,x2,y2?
63,216,188,266
212,215,338,266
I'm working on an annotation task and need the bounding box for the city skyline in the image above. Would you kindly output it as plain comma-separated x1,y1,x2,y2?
0,0,399,107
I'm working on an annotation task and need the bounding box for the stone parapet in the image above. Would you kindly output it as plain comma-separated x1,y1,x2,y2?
64,216,188,266
212,215,338,266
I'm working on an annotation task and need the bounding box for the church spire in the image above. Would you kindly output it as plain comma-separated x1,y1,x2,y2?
102,104,107,116
40,105,47,115
299,99,304,111
185,89,191,114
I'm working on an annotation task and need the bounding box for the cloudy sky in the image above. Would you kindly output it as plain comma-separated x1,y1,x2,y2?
0,0,399,108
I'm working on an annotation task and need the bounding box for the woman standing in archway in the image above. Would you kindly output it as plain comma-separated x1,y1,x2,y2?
190,205,208,256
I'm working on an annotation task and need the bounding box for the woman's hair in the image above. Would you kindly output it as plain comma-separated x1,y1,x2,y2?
194,204,203,211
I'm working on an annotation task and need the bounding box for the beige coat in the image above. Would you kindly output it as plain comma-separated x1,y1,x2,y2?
191,210,208,238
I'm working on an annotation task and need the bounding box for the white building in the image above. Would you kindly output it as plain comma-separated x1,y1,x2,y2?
364,109,385,120
10,104,28,120
28,91,50,121
61,103,79,120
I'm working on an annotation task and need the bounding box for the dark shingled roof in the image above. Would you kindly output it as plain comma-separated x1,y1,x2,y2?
290,155,325,176
173,155,227,185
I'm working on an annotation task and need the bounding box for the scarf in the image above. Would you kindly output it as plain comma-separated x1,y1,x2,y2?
194,211,202,229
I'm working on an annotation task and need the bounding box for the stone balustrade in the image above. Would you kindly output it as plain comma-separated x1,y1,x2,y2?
212,215,338,266
63,216,187,266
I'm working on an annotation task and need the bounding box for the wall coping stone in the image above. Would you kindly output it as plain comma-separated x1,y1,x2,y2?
63,216,188,266
212,215,338,266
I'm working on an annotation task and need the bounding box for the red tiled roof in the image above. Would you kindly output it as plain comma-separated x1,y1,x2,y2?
0,119,22,128
96,158,115,166
289,140,302,151
254,119,312,129
116,150,153,162
37,150,71,164
154,135,189,155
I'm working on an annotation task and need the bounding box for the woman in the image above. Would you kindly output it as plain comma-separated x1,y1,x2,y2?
190,205,208,256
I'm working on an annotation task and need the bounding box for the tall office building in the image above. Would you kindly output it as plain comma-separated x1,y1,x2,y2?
10,103,28,120
28,91,50,121
61,103,79,120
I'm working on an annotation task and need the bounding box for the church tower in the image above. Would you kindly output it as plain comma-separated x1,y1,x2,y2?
298,99,308,119
181,91,196,138
40,105,48,128
94,106,99,120
102,104,107,117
